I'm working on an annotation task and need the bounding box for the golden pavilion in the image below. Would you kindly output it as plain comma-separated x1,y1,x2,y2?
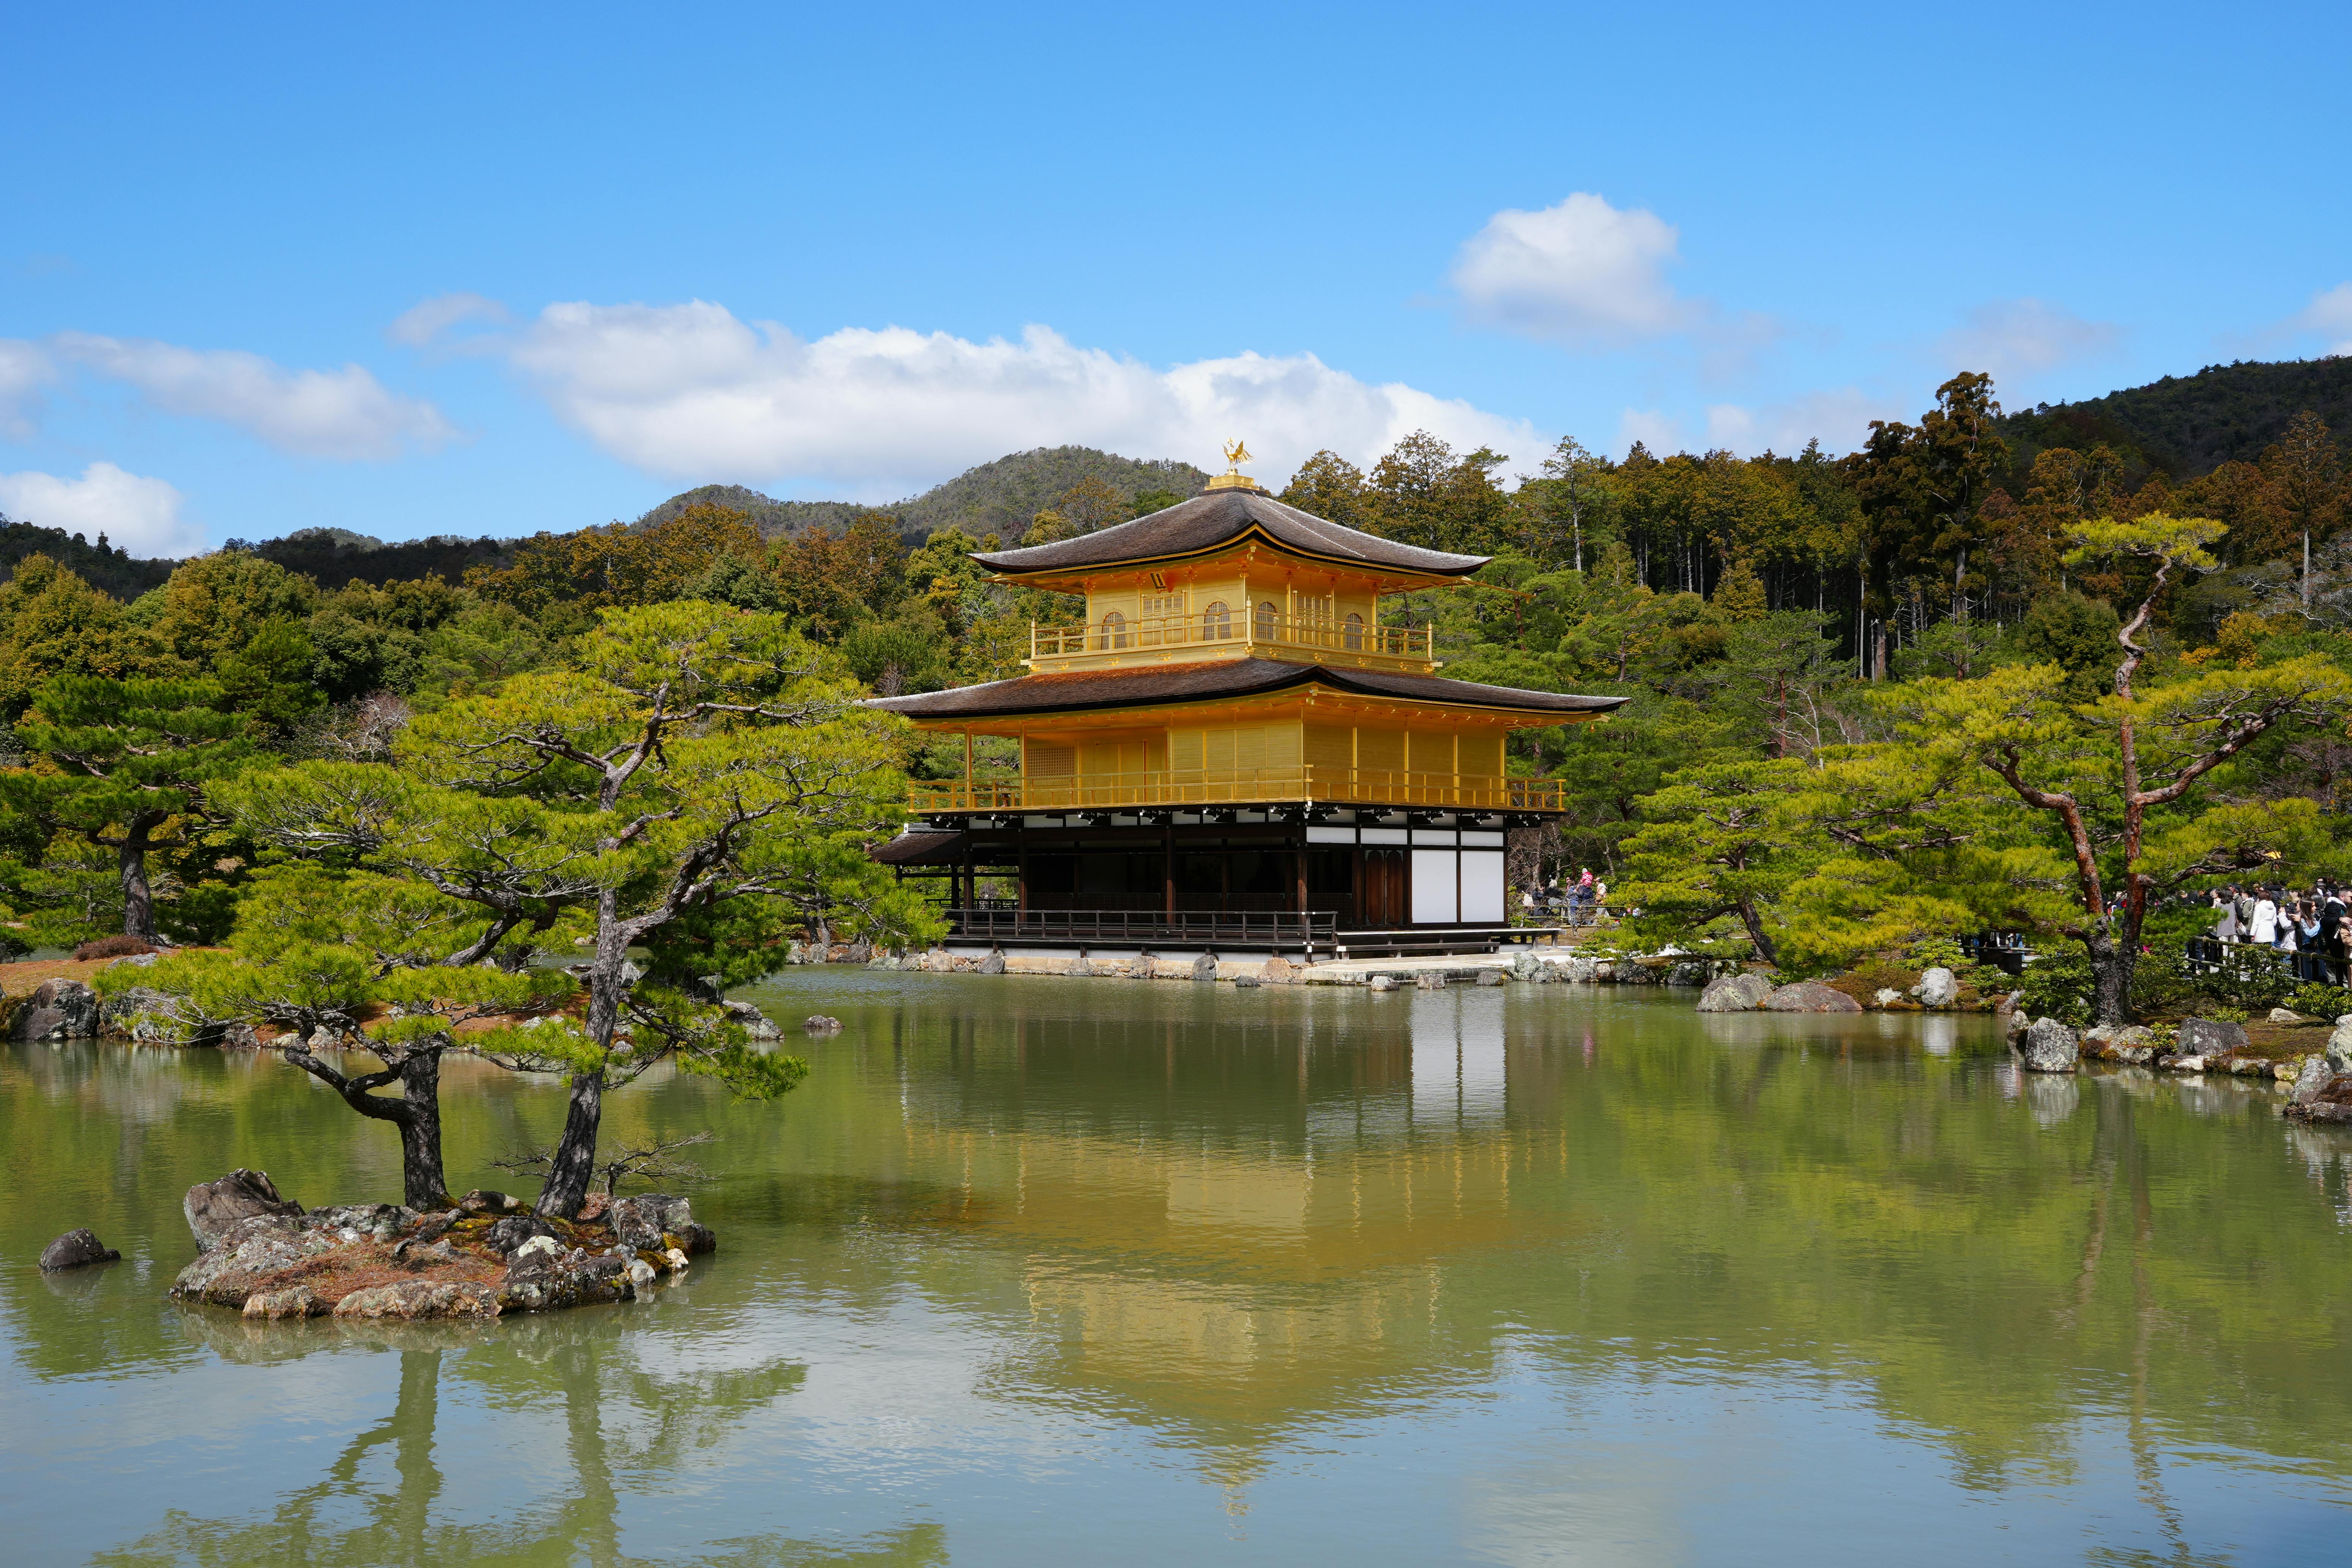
868,451,1625,955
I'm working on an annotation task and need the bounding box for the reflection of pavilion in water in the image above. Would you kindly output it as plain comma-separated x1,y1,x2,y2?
873,992,1601,1483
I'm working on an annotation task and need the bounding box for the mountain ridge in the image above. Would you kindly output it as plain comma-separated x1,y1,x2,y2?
1998,356,2352,481
634,447,1214,543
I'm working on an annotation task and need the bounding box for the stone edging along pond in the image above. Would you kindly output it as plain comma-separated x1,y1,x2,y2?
36,1170,721,1323
863,946,1726,988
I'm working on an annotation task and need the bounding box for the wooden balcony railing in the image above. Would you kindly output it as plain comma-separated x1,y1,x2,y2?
1028,610,1434,672
908,765,1564,814
945,907,1338,950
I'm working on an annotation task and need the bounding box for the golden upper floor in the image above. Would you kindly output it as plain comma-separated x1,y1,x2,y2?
972,483,1484,678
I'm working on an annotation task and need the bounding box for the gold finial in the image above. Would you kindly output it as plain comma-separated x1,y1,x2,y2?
1206,438,1261,492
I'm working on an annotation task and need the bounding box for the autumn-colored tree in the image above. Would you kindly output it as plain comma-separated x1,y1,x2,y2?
773,513,908,639
136,549,318,672
468,505,767,617
2011,446,2126,590
1051,478,1129,535
0,555,140,717
2263,411,2346,608
2174,459,2288,567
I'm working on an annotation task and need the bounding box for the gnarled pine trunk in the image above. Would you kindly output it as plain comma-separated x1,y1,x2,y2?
536,887,624,1219
283,1039,450,1211
394,1050,449,1211
2085,923,2135,1028
536,1072,605,1219
119,822,160,943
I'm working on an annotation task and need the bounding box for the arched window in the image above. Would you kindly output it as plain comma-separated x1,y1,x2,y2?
1254,601,1279,641
1201,600,1232,640
1344,612,1365,651
1099,610,1130,650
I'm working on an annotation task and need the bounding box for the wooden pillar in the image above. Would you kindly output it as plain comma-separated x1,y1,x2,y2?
1017,826,1029,918
1163,820,1175,921
963,729,975,806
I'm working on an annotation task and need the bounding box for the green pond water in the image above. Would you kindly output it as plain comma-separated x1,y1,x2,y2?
3,974,2350,1565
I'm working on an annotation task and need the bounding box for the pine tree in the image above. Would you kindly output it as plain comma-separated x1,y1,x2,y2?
222,599,940,1217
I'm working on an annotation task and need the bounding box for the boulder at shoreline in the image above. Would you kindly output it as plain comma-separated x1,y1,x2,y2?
2176,1018,2249,1058
2018,1018,2080,1073
9,978,102,1042
1914,967,1960,1008
1760,981,1861,1013
1696,972,1774,1012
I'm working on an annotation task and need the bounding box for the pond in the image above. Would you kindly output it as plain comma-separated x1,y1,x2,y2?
3,973,2349,1564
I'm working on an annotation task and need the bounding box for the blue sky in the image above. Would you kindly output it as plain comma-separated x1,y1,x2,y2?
5,2,2349,556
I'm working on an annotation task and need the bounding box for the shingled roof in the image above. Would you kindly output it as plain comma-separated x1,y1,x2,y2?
866,658,1628,722
969,487,1489,578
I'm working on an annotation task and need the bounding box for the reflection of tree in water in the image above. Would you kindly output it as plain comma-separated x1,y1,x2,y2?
94,1318,942,1568
815,1006,2352,1521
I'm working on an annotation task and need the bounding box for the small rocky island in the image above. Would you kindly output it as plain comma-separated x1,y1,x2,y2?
167,1170,715,1321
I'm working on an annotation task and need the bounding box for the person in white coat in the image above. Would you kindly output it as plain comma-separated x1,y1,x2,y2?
2250,891,2279,946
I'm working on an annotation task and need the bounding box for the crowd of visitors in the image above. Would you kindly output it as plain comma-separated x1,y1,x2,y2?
2201,883,2349,983
1522,868,1610,926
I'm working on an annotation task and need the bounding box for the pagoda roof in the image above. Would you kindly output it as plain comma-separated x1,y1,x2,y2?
866,658,1628,722
868,827,968,865
969,487,1489,579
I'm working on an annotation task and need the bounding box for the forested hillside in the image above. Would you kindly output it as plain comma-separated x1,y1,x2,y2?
635,484,864,537
632,449,1215,544
239,527,517,589
0,519,175,599
2001,357,2352,482
887,447,1210,540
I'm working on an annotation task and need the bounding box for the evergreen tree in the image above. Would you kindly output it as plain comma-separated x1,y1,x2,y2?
97,863,573,1208
1792,515,2352,1020
1619,758,1818,963
225,599,940,1217
0,674,253,941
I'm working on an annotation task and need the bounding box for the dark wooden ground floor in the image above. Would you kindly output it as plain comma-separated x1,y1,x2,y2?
876,808,1536,933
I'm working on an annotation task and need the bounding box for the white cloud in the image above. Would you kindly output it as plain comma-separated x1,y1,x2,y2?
2287,282,2352,354
1938,299,2121,388
51,333,454,460
389,291,509,348
1615,408,1687,457
0,338,56,438
1704,389,1907,457
1450,193,1705,348
500,301,1546,495
1618,388,1905,460
0,462,200,556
